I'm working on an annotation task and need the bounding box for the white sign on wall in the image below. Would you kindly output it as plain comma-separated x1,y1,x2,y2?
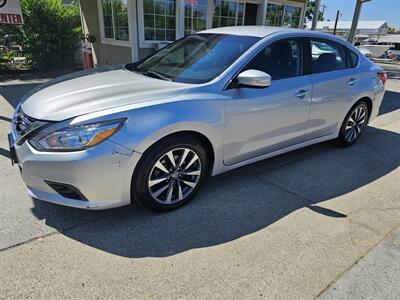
0,0,24,25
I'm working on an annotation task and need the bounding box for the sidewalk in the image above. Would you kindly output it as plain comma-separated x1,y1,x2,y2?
320,227,400,299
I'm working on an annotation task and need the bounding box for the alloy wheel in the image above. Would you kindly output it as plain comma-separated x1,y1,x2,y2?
148,147,202,204
345,106,367,143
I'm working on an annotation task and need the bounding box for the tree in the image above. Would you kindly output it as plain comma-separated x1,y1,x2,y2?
388,26,400,34
0,22,23,72
1,0,81,71
304,0,324,25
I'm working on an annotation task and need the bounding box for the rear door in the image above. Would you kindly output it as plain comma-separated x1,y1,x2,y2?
306,38,362,139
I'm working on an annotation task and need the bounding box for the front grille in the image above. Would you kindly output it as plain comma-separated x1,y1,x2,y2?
13,112,35,138
12,109,48,145
45,180,88,201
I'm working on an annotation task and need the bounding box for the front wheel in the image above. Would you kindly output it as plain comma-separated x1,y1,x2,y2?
131,135,209,212
336,101,369,147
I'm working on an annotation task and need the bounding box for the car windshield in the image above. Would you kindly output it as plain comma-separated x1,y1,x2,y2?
127,33,260,84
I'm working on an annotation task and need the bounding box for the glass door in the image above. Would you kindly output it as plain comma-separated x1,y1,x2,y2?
265,2,302,28
184,0,208,35
244,3,258,25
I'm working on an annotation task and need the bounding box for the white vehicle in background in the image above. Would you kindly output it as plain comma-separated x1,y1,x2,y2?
357,47,372,59
387,48,400,60
311,41,333,58
357,44,393,58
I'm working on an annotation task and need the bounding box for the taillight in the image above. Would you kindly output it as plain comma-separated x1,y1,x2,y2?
377,71,387,85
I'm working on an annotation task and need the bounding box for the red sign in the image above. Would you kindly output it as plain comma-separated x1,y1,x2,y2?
0,13,22,24
0,0,24,25
185,0,199,7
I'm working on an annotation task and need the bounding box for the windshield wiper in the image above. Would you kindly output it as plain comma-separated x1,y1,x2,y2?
141,70,173,82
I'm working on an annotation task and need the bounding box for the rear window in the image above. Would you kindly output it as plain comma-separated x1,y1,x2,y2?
347,50,359,68
311,39,346,74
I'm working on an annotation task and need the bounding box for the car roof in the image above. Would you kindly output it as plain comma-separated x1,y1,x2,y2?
198,26,359,52
198,26,307,38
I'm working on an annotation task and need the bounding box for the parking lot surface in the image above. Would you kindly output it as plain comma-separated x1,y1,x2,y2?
0,65,399,299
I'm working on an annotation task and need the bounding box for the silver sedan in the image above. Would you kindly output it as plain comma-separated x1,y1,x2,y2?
9,26,386,211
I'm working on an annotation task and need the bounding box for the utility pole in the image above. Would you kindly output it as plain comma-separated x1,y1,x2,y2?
311,0,321,31
347,0,372,44
333,10,340,35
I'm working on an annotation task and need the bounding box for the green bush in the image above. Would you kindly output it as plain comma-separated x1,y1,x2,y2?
20,0,81,70
0,51,14,72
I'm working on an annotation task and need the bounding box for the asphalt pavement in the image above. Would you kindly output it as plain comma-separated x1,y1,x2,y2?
0,67,399,299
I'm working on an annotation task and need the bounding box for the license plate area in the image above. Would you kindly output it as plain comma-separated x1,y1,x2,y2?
8,133,19,165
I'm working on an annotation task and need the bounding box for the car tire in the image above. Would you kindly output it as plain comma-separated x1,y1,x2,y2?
336,101,369,147
131,135,210,212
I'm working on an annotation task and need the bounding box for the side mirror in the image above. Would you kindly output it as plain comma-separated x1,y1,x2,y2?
237,69,271,88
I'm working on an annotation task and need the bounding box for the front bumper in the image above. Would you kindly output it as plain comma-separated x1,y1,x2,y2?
12,138,142,210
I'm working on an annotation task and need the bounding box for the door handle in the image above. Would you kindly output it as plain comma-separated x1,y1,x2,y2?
295,89,310,99
347,78,358,86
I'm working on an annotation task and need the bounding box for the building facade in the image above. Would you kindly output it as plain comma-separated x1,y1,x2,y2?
80,0,307,66
312,20,388,44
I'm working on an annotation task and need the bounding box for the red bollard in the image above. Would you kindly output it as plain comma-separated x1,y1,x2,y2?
81,34,95,69
85,44,94,69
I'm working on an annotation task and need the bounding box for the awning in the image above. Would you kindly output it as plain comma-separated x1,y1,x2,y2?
377,35,400,44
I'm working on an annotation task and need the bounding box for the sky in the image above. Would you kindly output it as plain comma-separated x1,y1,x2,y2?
320,0,400,29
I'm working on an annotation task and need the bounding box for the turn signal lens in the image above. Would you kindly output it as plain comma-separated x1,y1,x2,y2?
86,127,118,146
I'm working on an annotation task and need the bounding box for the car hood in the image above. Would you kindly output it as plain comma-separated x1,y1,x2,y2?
21,65,190,121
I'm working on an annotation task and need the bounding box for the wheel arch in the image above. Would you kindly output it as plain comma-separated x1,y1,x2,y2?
359,97,373,120
129,130,217,207
352,96,373,121
133,129,217,177
335,95,374,139
145,130,215,173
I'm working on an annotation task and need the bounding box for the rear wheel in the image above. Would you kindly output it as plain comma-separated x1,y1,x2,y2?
131,135,209,212
337,101,369,147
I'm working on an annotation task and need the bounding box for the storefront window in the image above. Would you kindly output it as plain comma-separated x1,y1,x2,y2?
265,3,283,27
143,0,176,41
212,0,244,28
266,3,302,28
283,5,301,28
102,0,129,41
184,0,208,36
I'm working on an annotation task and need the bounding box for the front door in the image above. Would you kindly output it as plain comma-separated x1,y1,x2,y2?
223,38,312,165
244,3,258,25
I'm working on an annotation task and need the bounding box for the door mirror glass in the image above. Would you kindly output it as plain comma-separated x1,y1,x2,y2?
237,69,272,88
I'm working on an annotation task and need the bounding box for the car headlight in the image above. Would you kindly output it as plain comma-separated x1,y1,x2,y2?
30,119,125,151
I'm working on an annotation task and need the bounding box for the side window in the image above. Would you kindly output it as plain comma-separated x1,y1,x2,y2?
347,50,359,68
311,39,346,73
245,39,302,80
